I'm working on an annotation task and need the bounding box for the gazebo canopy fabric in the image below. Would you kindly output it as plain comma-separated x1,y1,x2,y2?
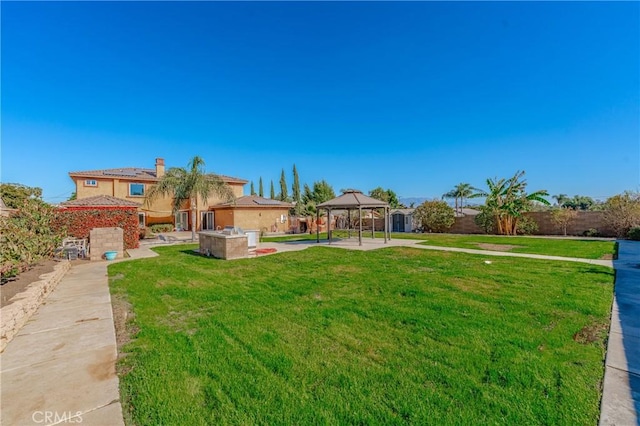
317,190,388,209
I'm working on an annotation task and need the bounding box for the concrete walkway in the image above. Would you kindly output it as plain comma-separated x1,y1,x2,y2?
260,237,614,266
600,240,640,426
0,261,124,426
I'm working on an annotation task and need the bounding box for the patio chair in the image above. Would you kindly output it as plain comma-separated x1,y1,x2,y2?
64,247,79,260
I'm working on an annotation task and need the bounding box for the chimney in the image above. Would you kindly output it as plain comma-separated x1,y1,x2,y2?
155,158,165,178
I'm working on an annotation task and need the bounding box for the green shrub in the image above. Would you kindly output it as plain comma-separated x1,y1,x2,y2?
150,223,174,233
583,228,600,237
413,200,455,233
516,216,539,235
1,199,64,280
474,208,497,234
627,226,640,241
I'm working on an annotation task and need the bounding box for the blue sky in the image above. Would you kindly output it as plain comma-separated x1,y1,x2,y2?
2,1,638,204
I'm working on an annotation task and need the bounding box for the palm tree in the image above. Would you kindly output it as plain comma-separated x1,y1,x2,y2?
145,156,234,241
443,183,476,214
455,183,475,212
553,194,569,207
471,171,549,235
442,189,458,212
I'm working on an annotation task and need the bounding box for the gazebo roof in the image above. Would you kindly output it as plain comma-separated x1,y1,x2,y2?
317,190,388,209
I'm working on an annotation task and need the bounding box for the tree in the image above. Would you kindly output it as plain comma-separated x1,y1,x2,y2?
553,194,595,210
470,170,549,235
259,177,264,197
0,183,43,208
145,156,234,241
566,195,595,211
413,200,455,233
291,164,302,215
553,194,570,207
602,191,640,238
368,187,400,208
302,180,336,215
67,192,77,201
551,208,578,236
442,189,457,211
279,169,288,201
443,183,475,214
250,181,256,196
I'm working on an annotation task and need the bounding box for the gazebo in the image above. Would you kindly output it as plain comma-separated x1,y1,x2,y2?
316,190,390,246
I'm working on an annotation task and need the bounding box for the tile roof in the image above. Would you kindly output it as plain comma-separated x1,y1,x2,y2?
214,195,293,208
391,208,416,215
60,195,142,208
69,168,248,184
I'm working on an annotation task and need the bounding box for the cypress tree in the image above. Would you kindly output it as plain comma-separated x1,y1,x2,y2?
292,164,301,215
279,169,288,201
259,177,264,197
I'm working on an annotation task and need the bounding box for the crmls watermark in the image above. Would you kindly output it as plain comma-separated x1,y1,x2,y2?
32,411,83,424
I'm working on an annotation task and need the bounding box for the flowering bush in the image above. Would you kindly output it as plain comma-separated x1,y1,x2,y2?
414,200,455,233
52,208,140,250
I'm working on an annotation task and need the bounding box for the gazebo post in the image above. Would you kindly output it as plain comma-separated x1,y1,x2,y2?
371,209,375,239
316,209,320,243
358,206,363,246
328,209,332,244
384,207,388,243
348,209,351,238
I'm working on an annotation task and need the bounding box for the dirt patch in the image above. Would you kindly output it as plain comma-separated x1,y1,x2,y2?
1,259,58,308
573,322,608,345
475,243,522,252
111,293,138,356
599,253,613,260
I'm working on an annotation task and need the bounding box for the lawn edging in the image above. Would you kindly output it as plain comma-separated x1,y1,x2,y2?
0,260,70,352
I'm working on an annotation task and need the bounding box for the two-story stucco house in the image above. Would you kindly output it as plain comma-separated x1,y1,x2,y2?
69,158,292,233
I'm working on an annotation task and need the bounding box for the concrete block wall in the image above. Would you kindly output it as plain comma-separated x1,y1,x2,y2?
90,227,124,261
447,211,615,237
448,216,484,234
524,211,615,237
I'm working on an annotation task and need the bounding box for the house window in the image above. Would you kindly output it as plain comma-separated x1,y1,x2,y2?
84,179,97,187
129,183,145,197
138,213,145,229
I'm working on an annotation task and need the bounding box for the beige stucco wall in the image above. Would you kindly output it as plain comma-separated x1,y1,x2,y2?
75,178,115,199
211,207,291,232
74,178,246,230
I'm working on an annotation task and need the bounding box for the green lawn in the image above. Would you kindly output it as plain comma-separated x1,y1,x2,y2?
415,234,615,259
110,244,613,425
264,232,616,260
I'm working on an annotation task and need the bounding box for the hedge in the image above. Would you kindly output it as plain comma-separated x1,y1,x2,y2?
1,199,63,280
52,208,140,249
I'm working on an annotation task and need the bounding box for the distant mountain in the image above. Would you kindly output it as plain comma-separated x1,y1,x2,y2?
399,197,483,209
398,197,428,208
